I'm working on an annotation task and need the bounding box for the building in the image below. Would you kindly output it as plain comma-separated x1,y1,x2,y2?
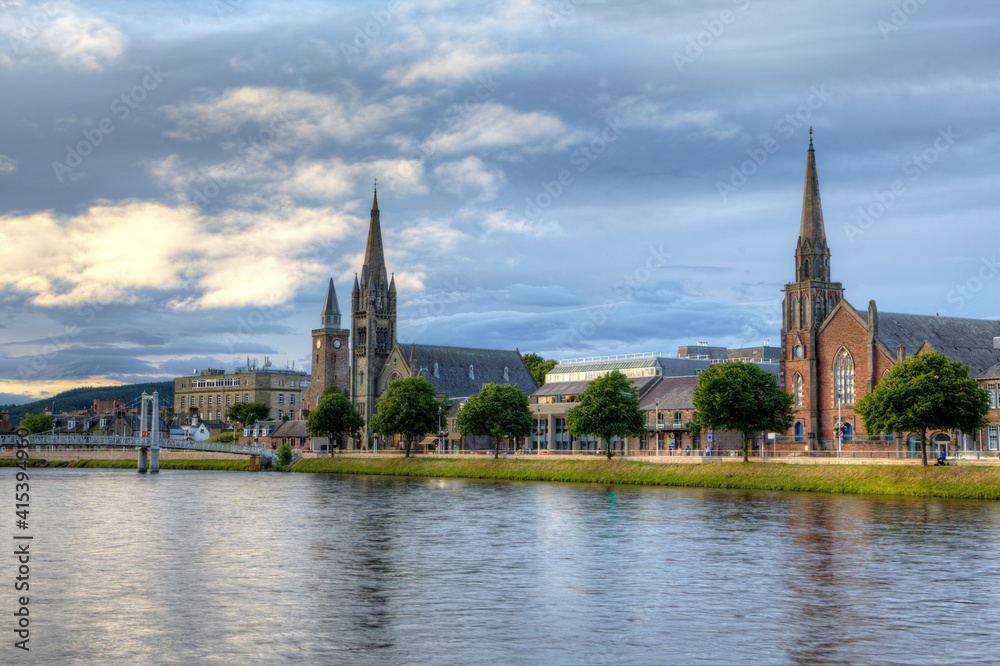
174,361,309,423
345,189,538,450
779,130,1000,454
301,278,351,415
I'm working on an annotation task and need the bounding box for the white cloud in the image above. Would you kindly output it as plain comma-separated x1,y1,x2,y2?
0,200,357,310
386,41,544,86
0,155,16,174
421,102,568,154
481,208,559,236
161,86,423,145
40,8,125,71
434,156,505,200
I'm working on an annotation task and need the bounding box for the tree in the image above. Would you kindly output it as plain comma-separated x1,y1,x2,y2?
370,377,443,458
523,353,557,386
276,443,292,466
225,402,270,428
566,370,647,459
20,412,53,434
306,391,365,452
456,384,533,459
855,351,989,466
692,362,793,462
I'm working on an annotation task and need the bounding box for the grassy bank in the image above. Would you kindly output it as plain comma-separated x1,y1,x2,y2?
292,457,1000,500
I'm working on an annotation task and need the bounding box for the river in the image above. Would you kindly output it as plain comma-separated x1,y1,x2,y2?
13,468,1000,664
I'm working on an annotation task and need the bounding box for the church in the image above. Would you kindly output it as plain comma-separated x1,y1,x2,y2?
301,189,537,449
780,130,1000,454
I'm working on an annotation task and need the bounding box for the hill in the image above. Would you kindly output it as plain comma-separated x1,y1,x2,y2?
1,381,175,425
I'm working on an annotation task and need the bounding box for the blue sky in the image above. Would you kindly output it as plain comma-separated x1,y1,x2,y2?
1,0,998,403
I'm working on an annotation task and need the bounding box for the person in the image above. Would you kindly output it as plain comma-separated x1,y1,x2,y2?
685,445,691,456
706,445,712,457
937,446,947,466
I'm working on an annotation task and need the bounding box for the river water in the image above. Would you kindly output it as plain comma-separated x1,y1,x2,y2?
13,468,1000,664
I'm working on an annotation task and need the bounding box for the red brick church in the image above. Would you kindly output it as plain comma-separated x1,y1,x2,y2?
780,130,1000,454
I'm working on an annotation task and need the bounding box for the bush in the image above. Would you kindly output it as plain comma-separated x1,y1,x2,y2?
277,443,292,466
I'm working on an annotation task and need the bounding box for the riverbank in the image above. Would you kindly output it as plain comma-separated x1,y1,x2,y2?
292,457,1000,500
0,458,254,471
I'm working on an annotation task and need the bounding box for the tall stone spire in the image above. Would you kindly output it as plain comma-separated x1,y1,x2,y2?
795,127,830,283
360,187,387,290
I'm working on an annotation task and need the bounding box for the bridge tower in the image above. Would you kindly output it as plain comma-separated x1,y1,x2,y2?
139,391,160,473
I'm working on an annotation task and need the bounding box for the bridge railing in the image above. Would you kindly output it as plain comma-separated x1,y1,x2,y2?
0,434,270,457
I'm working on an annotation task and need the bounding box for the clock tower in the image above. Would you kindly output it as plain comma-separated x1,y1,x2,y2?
301,278,351,415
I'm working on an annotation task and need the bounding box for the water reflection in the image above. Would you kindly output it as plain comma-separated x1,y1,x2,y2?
27,470,1000,664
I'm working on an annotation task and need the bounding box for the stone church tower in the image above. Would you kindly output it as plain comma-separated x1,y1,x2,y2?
351,188,397,444
781,129,844,447
301,278,351,415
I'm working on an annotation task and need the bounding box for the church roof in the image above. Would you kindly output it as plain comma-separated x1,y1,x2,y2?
322,278,340,316
876,312,1000,376
798,129,827,251
360,188,388,289
405,344,538,398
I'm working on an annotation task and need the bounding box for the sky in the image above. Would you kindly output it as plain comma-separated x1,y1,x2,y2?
1,0,998,404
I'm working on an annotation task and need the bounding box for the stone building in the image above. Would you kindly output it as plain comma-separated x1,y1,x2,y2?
174,362,309,423
301,278,350,415
780,131,1000,454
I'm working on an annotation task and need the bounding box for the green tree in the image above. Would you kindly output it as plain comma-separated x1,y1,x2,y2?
277,442,292,466
306,391,365,452
225,402,270,428
370,376,443,458
566,370,647,459
854,351,989,466
692,361,793,462
20,412,53,434
456,384,533,459
523,353,557,386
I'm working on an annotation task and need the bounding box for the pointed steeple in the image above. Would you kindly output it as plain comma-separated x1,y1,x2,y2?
388,273,396,296
321,278,341,328
795,128,830,282
360,186,388,290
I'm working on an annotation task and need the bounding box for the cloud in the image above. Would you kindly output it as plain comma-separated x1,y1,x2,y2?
386,41,544,86
0,199,357,310
161,86,423,145
0,155,16,174
421,102,568,154
434,156,505,200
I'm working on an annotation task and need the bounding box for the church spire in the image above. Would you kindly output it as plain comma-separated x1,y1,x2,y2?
321,277,341,328
795,128,830,282
360,185,387,289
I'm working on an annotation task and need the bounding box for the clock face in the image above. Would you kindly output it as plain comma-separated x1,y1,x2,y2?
316,339,321,349
333,339,342,349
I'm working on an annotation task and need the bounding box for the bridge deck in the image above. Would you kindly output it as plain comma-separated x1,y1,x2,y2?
0,434,271,457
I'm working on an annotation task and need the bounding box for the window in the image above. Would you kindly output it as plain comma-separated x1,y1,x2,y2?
226,395,231,406
199,396,204,407
790,296,798,328
278,409,283,419
217,394,222,405
180,397,186,408
234,395,240,404
793,373,803,407
794,422,804,442
833,348,855,404
244,393,249,402
673,412,683,427
207,396,212,406
290,395,295,405
278,394,284,404
989,426,998,451
987,383,997,409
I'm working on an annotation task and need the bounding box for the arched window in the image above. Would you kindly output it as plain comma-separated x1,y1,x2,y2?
790,296,798,328
793,373,803,406
794,422,804,442
802,259,810,280
841,422,853,442
833,348,854,404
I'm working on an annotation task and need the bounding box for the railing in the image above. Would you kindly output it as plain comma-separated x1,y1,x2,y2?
0,434,271,457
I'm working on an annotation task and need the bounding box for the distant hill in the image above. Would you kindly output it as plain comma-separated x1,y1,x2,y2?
0,381,175,425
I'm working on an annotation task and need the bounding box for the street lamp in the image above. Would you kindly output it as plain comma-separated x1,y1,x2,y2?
438,406,443,454
655,398,660,457
837,392,843,458
536,406,541,454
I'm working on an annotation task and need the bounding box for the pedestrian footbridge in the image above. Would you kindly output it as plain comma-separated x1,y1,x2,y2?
0,432,274,472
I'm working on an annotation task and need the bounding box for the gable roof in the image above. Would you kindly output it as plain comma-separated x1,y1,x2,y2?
404,344,538,398
638,376,700,411
876,312,1000,376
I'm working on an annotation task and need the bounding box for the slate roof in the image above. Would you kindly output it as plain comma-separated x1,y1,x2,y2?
271,420,309,438
638,376,700,411
531,376,661,399
978,362,1000,381
406,344,538,399
876,312,1000,377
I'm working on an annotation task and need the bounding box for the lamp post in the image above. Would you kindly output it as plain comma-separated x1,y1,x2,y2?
537,406,541,454
837,392,843,458
438,406,443,454
655,398,660,457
